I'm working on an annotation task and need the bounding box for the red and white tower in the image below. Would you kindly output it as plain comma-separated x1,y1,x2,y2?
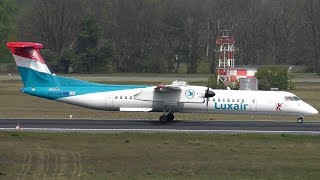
216,29,235,85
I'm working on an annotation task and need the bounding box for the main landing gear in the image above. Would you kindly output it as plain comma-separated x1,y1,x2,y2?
297,116,304,123
159,112,174,123
159,106,175,123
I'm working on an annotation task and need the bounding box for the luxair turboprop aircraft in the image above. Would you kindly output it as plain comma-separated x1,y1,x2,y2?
7,42,318,123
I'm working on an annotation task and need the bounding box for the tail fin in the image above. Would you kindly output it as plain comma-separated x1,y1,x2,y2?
7,42,60,87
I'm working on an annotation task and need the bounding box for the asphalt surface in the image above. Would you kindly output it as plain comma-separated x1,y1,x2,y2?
0,119,320,134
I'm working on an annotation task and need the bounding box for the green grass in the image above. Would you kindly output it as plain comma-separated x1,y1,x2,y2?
1,132,320,179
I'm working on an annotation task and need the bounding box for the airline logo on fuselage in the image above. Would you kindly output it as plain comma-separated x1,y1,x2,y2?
214,102,249,111
185,89,195,99
276,103,283,111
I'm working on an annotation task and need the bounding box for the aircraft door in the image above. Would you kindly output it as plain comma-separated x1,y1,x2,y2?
297,101,301,115
251,98,257,112
105,94,113,110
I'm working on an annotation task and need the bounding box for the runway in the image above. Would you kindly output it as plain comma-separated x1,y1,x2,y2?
0,119,320,134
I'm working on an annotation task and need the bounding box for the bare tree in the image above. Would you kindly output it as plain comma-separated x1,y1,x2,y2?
267,1,296,64
16,0,81,52
11,0,320,74
303,0,320,74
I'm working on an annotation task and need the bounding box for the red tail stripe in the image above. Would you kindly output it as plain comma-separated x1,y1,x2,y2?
7,42,43,49
7,42,45,64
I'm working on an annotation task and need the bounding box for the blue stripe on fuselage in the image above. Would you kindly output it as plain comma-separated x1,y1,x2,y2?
17,66,148,99
21,85,147,100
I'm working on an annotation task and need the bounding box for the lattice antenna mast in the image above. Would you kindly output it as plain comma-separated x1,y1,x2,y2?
216,22,235,85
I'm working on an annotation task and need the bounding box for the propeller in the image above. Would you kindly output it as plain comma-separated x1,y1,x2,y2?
204,80,215,108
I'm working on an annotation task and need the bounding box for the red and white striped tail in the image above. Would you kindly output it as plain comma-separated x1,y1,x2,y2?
7,42,51,74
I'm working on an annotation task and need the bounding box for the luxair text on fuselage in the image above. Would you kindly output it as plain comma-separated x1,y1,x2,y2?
214,102,249,111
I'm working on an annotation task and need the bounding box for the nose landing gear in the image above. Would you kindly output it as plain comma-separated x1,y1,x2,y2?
297,116,304,123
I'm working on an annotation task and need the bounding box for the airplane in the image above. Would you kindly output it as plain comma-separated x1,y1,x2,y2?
6,42,318,123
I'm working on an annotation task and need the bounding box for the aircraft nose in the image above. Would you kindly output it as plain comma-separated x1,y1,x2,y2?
301,101,318,115
310,107,319,115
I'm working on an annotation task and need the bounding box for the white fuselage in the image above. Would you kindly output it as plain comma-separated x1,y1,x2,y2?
57,85,318,117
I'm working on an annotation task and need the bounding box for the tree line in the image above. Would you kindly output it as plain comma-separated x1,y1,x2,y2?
1,0,320,75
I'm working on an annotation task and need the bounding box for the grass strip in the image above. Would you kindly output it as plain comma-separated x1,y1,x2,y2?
0,131,320,179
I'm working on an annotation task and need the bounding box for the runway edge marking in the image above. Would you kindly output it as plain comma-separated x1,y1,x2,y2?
1,128,320,135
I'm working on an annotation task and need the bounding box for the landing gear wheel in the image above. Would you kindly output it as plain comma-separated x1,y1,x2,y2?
159,115,168,123
167,113,174,121
297,116,304,123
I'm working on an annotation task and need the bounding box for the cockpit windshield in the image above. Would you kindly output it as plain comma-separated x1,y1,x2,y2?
284,96,301,101
292,96,301,101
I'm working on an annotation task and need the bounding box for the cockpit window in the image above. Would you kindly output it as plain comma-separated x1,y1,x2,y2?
292,96,301,101
285,96,294,101
285,96,301,101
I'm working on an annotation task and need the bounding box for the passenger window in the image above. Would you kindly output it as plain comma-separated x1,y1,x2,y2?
242,99,244,103
115,96,118,99
120,96,122,99
222,98,225,102
227,98,230,102
232,99,235,102
237,99,239,103
213,98,215,102
125,96,127,99
130,96,132,99
218,98,220,102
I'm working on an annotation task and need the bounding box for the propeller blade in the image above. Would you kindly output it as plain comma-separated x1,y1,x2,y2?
206,80,209,108
206,96,209,108
205,88,215,108
205,76,215,108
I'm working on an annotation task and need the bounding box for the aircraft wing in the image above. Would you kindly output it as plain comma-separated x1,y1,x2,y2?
154,84,182,92
134,81,204,103
134,83,182,102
